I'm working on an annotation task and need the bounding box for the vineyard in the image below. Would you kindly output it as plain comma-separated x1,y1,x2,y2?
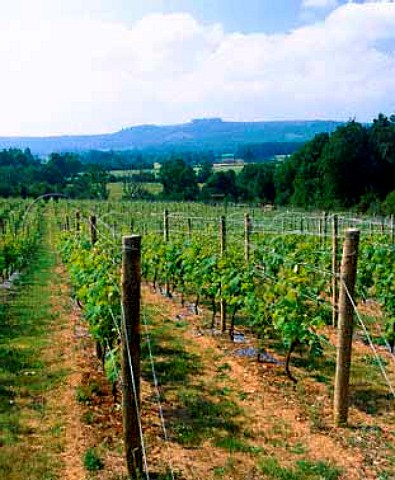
1,198,395,480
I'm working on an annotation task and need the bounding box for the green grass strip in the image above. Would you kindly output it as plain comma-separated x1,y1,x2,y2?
0,242,65,480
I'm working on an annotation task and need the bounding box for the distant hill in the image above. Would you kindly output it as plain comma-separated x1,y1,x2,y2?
0,118,343,156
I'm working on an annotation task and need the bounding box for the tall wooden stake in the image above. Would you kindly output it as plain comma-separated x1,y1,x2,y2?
334,228,360,427
220,216,226,255
163,209,170,295
332,215,339,327
322,211,327,247
220,216,227,332
121,235,143,479
89,215,97,245
187,218,192,238
75,210,80,233
318,213,325,244
163,209,169,242
244,213,251,263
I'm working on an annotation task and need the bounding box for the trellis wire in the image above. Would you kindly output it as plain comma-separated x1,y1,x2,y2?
342,280,395,399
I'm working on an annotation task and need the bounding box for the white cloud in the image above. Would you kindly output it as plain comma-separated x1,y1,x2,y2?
0,3,394,135
302,0,339,8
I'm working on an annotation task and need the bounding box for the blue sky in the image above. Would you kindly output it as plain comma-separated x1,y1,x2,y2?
0,0,394,135
107,0,303,35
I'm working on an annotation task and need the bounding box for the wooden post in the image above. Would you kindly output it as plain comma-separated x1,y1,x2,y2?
76,210,80,232
322,212,327,247
121,235,143,479
89,215,97,245
187,218,192,238
220,216,226,255
244,213,251,263
163,209,169,242
65,215,70,232
333,228,360,427
163,209,170,295
220,216,226,332
332,215,339,327
391,215,394,244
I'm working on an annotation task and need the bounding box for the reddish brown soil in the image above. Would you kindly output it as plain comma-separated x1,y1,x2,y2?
138,286,395,480
45,268,395,480
46,265,126,480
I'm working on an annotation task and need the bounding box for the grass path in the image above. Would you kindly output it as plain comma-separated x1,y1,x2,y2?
0,234,98,479
0,240,66,479
0,228,127,480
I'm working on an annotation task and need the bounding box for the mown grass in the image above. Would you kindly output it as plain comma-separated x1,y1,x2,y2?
108,181,163,200
141,305,245,447
0,244,66,479
258,457,341,480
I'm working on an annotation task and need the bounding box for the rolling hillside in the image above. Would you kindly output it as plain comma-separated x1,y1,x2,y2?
0,118,342,155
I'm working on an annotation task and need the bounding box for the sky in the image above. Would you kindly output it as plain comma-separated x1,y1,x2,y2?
0,0,394,136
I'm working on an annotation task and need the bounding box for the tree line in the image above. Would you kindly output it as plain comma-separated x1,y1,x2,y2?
0,150,109,199
1,113,394,212
80,142,300,169
157,114,395,213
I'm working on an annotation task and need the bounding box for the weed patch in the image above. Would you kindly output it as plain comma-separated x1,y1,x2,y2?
258,457,341,480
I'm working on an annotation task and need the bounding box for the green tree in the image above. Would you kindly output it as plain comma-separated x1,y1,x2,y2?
237,163,275,203
202,170,238,201
196,162,213,183
318,121,372,208
274,157,297,205
47,153,82,177
159,158,199,200
291,133,329,207
382,190,395,214
369,113,395,200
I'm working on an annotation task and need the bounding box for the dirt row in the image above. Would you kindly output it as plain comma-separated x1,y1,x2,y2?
41,266,395,479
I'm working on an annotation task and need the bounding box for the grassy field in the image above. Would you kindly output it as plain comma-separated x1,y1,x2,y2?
108,182,123,200
110,169,154,177
211,163,245,173
110,163,245,178
108,161,243,201
108,182,163,200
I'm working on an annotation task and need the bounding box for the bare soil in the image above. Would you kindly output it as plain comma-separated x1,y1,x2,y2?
44,270,395,480
45,264,126,480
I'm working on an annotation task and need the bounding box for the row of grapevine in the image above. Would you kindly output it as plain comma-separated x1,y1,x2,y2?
58,212,322,382
0,199,42,281
56,200,394,388
59,231,122,386
56,198,395,241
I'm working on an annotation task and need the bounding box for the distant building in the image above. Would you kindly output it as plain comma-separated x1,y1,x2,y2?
215,153,245,167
